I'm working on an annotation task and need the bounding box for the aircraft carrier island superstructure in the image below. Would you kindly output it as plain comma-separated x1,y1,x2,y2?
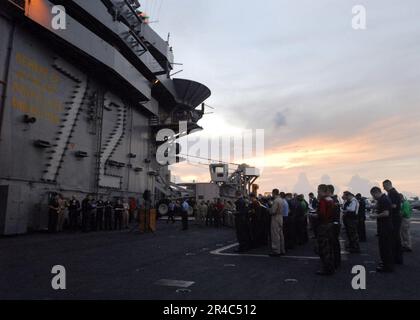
0,0,211,235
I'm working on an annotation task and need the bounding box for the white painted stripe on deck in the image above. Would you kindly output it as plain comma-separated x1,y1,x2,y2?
366,220,420,224
210,243,320,260
155,279,195,288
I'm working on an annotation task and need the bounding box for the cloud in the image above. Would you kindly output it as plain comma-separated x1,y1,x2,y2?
346,175,379,197
156,0,420,196
171,113,420,195
321,174,332,185
319,175,342,195
293,173,314,195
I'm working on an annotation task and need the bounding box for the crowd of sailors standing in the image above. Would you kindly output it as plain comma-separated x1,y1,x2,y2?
166,198,237,229
47,192,153,233
233,179,413,275
46,179,414,276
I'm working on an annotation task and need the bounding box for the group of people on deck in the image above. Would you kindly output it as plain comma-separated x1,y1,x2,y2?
234,179,413,275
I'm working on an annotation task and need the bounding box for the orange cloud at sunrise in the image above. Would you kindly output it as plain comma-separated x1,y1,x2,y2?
171,114,420,197
157,0,420,198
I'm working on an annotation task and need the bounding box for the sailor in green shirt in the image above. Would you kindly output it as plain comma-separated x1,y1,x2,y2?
400,194,413,252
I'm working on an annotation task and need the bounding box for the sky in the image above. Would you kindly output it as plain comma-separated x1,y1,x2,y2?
149,0,420,197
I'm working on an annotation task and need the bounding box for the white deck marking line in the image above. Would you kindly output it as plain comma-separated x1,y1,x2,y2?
155,279,195,288
366,220,420,224
210,243,320,260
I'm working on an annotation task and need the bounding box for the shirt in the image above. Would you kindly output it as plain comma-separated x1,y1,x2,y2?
358,198,366,218
96,200,104,211
235,198,247,217
82,198,92,212
332,197,341,224
200,204,208,215
309,198,318,212
376,194,393,234
387,188,402,220
129,198,137,210
401,200,412,219
270,196,284,216
49,199,60,213
344,197,359,215
105,201,113,213
169,202,175,211
68,200,80,212
182,201,189,212
318,197,335,224
216,203,225,212
282,199,289,217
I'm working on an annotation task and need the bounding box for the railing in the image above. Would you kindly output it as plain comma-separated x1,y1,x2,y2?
110,0,168,74
109,0,170,74
113,0,144,29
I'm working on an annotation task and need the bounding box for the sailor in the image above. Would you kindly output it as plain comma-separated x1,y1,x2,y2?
197,201,208,226
48,194,60,233
129,197,137,224
96,196,105,231
57,194,67,232
175,200,182,223
342,191,360,253
114,198,124,230
248,194,258,247
269,189,286,257
284,193,297,250
215,198,224,228
68,195,80,231
143,190,152,208
181,199,190,230
400,193,413,252
314,184,335,275
370,187,394,272
90,197,97,231
383,180,403,265
225,200,235,227
167,200,176,224
295,194,309,245
207,200,216,226
328,186,342,269
104,198,113,230
205,200,212,226
308,192,319,239
356,193,367,242
248,193,269,248
222,199,228,226
122,198,129,229
143,190,152,231
81,194,93,232
136,196,142,222
234,191,250,253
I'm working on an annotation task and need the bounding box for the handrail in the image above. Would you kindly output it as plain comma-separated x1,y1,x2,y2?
121,0,144,27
